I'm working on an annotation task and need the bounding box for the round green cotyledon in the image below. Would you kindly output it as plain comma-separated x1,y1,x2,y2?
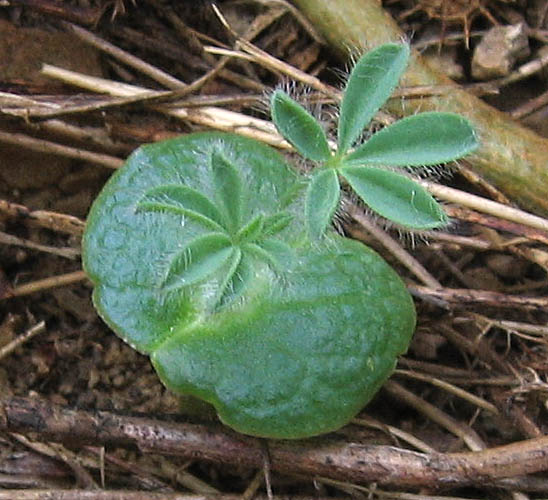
83,132,416,439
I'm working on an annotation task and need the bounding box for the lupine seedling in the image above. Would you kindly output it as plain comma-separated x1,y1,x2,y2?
83,132,415,438
271,43,479,239
83,43,476,439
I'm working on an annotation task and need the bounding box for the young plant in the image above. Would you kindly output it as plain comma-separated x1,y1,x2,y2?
83,43,477,439
271,43,479,239
83,132,415,439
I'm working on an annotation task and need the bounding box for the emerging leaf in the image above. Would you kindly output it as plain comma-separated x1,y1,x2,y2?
340,166,447,229
271,90,331,162
164,233,234,289
305,168,340,239
137,184,226,232
338,44,410,154
345,112,479,167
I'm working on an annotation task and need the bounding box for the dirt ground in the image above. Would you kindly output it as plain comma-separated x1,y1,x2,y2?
1,0,548,499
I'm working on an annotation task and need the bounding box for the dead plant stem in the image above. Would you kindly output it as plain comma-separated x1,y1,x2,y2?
2,396,548,490
8,270,88,299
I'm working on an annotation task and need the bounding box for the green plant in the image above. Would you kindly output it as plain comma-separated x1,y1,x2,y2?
271,43,478,239
82,43,476,439
82,131,414,439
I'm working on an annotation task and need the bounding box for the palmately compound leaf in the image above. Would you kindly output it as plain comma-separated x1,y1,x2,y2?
305,168,340,239
83,132,416,439
338,43,410,154
163,233,235,289
271,90,331,162
340,165,447,229
345,112,479,167
83,132,303,350
137,184,226,232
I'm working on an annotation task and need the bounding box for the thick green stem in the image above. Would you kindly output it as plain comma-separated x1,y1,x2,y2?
292,0,548,217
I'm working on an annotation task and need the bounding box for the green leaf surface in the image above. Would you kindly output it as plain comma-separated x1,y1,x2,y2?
244,238,295,272
163,233,234,290
211,151,243,233
338,43,410,154
305,168,340,239
236,214,264,243
218,253,253,307
257,238,295,269
212,246,243,310
83,131,417,439
137,184,226,232
345,112,479,167
152,236,415,439
244,243,282,272
340,165,447,229
83,131,304,316
271,90,331,162
262,212,294,237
